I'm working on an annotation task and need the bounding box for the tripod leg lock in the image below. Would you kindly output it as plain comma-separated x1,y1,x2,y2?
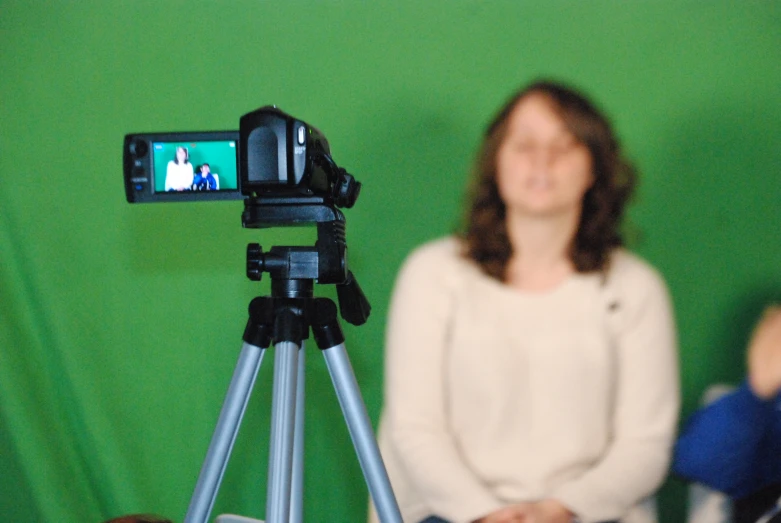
311,297,345,349
244,297,273,348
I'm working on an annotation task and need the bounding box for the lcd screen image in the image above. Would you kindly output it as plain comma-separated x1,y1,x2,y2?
152,140,238,193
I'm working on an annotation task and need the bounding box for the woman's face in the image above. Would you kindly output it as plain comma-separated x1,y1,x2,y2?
176,148,187,162
495,94,594,218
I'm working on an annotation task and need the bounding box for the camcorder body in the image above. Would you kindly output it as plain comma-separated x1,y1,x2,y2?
123,106,360,212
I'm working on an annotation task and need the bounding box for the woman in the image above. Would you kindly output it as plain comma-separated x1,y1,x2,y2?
373,81,680,523
165,146,194,191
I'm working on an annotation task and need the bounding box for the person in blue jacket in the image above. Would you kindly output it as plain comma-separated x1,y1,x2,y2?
193,163,218,191
673,306,781,523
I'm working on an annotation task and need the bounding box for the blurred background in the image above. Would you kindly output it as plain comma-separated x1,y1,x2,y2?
1,1,780,521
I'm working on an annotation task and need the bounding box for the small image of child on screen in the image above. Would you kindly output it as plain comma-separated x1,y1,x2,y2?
165,146,194,191
192,163,219,191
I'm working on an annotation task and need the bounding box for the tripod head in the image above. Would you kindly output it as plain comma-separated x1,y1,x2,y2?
242,197,371,327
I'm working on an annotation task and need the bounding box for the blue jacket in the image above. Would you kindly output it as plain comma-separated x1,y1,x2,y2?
193,173,217,191
673,382,781,499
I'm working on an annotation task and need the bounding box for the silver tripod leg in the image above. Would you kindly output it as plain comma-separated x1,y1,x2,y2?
322,343,402,523
196,343,306,523
184,342,266,523
289,345,305,523
265,340,301,523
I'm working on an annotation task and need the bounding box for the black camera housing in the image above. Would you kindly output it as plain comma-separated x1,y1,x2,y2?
240,106,361,212
240,106,331,197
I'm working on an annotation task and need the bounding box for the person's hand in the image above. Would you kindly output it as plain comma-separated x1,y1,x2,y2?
474,504,526,523
475,499,574,523
515,499,574,523
747,305,781,399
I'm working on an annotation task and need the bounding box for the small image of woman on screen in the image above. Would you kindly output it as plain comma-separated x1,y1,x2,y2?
165,146,194,191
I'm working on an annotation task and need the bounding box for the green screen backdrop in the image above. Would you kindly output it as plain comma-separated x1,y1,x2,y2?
2,2,780,522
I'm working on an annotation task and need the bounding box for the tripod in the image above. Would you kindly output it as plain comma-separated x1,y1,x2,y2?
182,203,402,523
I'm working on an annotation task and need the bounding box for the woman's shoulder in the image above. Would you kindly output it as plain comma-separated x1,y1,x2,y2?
607,248,672,303
398,236,475,281
406,235,462,261
609,249,666,284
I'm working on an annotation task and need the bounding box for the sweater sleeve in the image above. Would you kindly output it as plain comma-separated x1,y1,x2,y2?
550,256,681,523
383,239,503,523
672,382,781,498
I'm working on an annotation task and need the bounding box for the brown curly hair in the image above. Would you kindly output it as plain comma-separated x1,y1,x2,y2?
461,80,637,281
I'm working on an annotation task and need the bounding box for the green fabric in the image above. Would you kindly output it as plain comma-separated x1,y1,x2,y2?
2,1,781,522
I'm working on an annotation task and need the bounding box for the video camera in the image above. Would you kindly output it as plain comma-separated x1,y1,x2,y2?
123,106,361,215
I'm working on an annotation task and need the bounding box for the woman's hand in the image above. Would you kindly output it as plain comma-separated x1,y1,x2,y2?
475,499,574,523
474,505,525,523
517,499,575,523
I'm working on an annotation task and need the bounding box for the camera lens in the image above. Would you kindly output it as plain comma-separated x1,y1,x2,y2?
129,140,148,158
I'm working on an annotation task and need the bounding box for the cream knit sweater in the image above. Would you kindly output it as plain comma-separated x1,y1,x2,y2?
372,237,679,523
